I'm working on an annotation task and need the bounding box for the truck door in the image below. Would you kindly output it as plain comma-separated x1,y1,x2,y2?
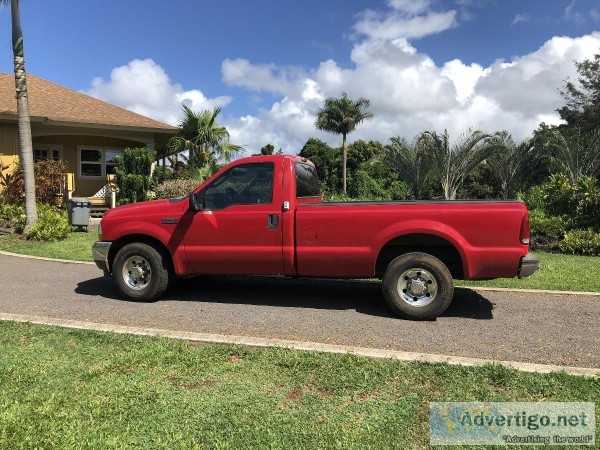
182,161,284,274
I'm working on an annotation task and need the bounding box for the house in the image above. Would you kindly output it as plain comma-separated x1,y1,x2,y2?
0,72,177,207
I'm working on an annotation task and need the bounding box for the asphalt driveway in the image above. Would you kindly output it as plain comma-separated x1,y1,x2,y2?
1,253,598,368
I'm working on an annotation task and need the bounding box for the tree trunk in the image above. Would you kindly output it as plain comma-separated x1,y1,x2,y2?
342,133,347,194
11,0,37,232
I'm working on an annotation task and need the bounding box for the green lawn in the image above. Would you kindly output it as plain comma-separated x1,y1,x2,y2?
0,321,598,450
0,232,598,292
457,252,600,292
0,231,97,262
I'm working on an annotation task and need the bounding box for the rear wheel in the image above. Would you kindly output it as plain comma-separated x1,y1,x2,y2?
382,252,454,320
112,243,171,301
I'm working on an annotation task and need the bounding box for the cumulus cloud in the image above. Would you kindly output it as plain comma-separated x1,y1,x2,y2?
223,32,600,152
83,5,600,156
83,58,232,126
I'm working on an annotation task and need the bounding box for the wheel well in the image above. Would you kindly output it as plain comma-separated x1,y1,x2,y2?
375,234,464,279
108,234,174,274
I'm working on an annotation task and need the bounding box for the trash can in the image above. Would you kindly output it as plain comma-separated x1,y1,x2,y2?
67,197,91,231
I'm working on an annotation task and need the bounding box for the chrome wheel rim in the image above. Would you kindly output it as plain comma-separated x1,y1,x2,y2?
122,256,152,290
397,268,438,307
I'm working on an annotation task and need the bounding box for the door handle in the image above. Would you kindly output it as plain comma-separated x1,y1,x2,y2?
267,214,279,229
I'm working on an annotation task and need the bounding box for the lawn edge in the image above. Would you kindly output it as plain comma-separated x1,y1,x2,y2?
0,250,94,265
1,312,598,377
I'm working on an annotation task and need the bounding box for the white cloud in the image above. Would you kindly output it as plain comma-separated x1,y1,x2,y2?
565,0,585,24
83,6,600,157
83,58,232,126
221,32,600,153
511,13,529,26
354,8,457,40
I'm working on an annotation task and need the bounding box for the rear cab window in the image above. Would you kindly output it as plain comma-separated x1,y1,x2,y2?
295,162,321,198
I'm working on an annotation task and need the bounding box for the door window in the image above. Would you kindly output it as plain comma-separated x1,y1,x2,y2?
203,162,274,210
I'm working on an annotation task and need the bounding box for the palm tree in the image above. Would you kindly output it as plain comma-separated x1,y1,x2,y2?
167,105,243,172
2,0,37,231
382,136,430,200
420,129,494,200
544,127,600,184
315,92,373,193
486,132,541,199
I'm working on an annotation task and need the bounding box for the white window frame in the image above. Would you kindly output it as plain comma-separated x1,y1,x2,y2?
33,144,62,162
77,146,124,179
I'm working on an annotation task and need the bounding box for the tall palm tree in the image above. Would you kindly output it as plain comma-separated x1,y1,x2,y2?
315,92,373,193
2,0,37,230
420,129,494,200
167,105,243,171
382,136,430,200
486,132,541,199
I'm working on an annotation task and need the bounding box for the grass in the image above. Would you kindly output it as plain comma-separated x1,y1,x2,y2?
0,231,97,262
0,321,598,450
0,232,598,292
457,251,600,292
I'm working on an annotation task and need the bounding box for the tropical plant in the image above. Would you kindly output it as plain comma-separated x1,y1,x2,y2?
2,160,68,205
115,147,155,204
382,136,430,199
315,92,373,193
486,132,542,199
27,204,70,242
543,127,600,184
419,129,494,200
167,105,242,171
1,0,37,231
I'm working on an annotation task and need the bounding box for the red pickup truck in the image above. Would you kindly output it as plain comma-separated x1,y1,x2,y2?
92,154,538,320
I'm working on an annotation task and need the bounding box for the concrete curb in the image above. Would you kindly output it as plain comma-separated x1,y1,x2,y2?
457,286,600,297
1,312,598,377
0,250,598,296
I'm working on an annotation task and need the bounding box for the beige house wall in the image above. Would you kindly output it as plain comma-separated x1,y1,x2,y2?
32,134,144,197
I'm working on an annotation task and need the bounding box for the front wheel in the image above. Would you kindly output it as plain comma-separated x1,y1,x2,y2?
382,252,454,320
112,243,172,301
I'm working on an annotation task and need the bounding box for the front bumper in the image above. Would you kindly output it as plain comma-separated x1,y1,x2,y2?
92,241,112,275
518,252,539,278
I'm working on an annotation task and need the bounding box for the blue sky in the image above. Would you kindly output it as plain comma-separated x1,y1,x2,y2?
1,0,599,153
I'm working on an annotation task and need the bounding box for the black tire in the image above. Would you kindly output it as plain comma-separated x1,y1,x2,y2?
112,242,172,301
382,252,454,320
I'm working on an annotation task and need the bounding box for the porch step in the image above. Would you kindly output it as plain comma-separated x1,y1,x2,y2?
90,205,109,218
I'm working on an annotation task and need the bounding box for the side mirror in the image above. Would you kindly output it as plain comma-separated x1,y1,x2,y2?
189,192,203,211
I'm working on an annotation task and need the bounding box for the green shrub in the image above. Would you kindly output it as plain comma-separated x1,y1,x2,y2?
541,173,574,215
528,210,569,250
115,147,156,205
573,176,600,230
0,204,26,229
517,185,546,211
154,179,200,200
558,229,600,256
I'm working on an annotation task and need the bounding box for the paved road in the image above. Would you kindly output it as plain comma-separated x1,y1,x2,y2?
1,254,598,368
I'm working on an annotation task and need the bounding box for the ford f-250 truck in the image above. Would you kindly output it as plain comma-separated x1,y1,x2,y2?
92,154,538,320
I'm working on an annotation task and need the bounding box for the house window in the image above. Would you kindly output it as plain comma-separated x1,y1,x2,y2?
34,146,61,162
79,147,123,178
